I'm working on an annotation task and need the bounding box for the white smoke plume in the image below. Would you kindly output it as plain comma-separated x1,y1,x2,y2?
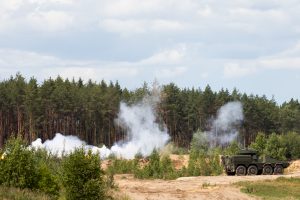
110,101,169,158
204,101,244,147
30,133,111,158
31,85,170,159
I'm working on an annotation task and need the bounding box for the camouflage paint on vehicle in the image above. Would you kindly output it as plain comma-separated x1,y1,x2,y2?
221,149,290,176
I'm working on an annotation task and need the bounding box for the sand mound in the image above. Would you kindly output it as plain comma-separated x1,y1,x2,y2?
169,154,189,170
286,160,300,174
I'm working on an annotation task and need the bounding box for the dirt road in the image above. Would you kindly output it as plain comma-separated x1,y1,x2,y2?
115,164,300,200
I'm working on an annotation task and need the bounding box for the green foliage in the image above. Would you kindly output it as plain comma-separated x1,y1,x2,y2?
134,150,179,180
187,150,223,176
187,133,223,176
280,132,300,159
145,149,161,178
61,148,106,200
0,136,39,189
264,133,287,160
0,136,60,199
0,137,60,199
107,158,138,174
249,132,300,160
33,149,61,198
249,132,266,156
223,141,241,155
160,156,177,179
37,162,60,198
280,99,300,133
236,177,300,200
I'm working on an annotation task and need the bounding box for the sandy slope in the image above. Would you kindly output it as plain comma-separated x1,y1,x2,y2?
114,160,300,200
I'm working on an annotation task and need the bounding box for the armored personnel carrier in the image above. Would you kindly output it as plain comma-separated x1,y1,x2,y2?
221,149,290,176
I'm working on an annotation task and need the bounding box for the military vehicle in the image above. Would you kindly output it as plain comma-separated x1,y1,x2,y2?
221,149,290,176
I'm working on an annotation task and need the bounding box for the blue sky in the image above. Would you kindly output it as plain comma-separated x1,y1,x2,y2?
0,0,300,103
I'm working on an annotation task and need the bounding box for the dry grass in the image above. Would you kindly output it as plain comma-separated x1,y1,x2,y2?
235,177,300,200
0,186,52,200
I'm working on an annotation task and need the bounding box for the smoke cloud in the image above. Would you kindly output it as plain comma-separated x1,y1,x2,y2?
31,88,170,159
204,101,244,147
111,100,170,159
30,133,111,158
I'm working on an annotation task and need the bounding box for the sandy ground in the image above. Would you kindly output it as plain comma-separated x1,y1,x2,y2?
114,160,300,200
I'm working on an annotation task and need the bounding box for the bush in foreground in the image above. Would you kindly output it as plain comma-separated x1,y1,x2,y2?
0,136,60,199
61,148,107,200
0,136,39,189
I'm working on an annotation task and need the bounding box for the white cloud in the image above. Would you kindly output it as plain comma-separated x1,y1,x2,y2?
0,49,59,67
0,0,299,40
261,58,300,70
0,47,188,82
0,0,75,33
151,19,184,32
223,63,258,78
200,72,209,79
100,19,184,35
1,0,300,102
100,19,146,35
27,10,74,32
140,46,186,65
101,0,160,17
155,67,187,78
100,0,197,17
28,0,74,5
43,67,139,81
223,41,300,78
0,49,139,81
197,5,213,17
0,0,24,31
0,0,23,11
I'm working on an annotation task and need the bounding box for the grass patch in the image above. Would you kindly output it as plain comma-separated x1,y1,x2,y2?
201,182,216,189
235,177,300,200
0,186,52,200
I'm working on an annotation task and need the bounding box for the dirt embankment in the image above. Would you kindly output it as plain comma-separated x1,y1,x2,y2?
114,159,300,200
286,160,300,174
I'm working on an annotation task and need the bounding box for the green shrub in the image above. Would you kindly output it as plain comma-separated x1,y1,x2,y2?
265,133,287,160
134,150,179,180
0,136,61,199
249,132,300,160
107,158,138,174
280,132,300,159
61,148,107,200
32,149,61,198
249,132,267,156
37,162,60,198
0,136,39,189
223,141,241,155
160,156,177,179
187,133,223,176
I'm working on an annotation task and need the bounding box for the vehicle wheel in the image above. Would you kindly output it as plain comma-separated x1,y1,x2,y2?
236,165,247,176
247,165,258,175
263,165,273,175
274,165,283,175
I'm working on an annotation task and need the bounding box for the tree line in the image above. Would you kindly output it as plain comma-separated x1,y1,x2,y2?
0,73,299,148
